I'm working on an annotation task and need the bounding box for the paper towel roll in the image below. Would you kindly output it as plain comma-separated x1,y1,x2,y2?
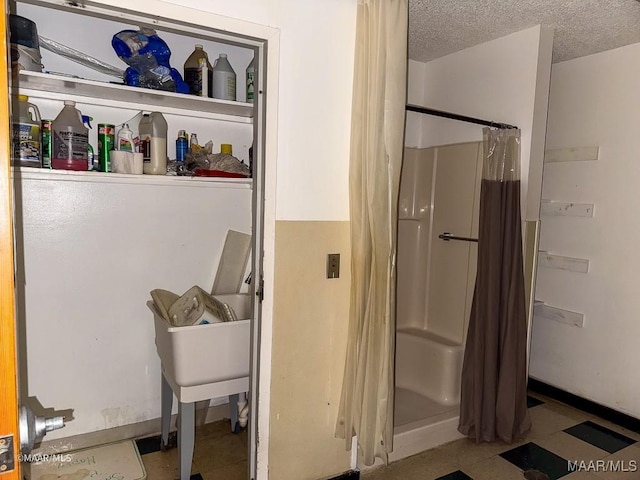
110,151,135,174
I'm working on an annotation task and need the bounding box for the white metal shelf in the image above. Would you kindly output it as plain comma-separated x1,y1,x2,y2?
12,167,252,189
16,71,254,123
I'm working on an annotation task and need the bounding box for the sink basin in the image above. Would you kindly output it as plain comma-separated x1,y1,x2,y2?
149,293,251,387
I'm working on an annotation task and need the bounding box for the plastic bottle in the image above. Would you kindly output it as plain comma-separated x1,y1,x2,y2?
212,53,236,101
176,130,188,162
190,133,199,149
139,112,167,175
117,124,134,152
199,58,209,99
52,100,88,171
12,94,41,167
184,44,213,97
41,119,52,168
81,115,95,171
246,58,255,103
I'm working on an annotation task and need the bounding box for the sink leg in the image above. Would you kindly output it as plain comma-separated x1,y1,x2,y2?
161,372,173,450
178,401,195,480
229,393,239,433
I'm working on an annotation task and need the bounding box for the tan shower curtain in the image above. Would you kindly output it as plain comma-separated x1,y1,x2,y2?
335,0,408,466
458,128,531,443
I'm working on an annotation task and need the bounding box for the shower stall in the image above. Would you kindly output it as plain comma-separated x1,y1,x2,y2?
392,141,483,458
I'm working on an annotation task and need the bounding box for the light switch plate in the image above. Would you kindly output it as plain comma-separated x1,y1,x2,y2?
327,254,340,279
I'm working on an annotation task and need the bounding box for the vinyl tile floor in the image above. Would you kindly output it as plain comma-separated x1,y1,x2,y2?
136,419,247,480
363,392,640,480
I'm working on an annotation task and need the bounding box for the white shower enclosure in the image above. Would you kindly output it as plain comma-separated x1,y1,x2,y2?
395,142,483,429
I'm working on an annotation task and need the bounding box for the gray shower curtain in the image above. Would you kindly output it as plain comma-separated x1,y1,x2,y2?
458,128,531,443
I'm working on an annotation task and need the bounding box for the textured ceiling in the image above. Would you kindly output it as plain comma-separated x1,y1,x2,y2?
409,0,640,63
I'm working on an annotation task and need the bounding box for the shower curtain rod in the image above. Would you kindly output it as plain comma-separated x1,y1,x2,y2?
406,104,518,130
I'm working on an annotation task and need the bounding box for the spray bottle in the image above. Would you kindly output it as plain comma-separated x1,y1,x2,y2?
246,58,255,103
82,115,95,171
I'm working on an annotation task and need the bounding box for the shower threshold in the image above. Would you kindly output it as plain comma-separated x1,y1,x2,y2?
390,387,463,463
394,387,458,429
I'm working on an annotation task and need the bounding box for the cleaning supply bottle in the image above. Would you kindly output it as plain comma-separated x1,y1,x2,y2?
176,130,188,162
211,53,236,101
190,132,199,150
184,44,213,97
246,57,255,103
52,100,88,171
117,124,134,152
81,115,95,171
12,94,41,167
139,112,167,175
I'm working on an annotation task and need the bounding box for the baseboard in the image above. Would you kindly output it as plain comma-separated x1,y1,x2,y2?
528,377,640,434
32,402,230,455
327,471,360,480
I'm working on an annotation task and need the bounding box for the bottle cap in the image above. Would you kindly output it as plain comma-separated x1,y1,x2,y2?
195,44,203,49
18,94,28,101
219,53,228,58
220,144,232,154
178,130,187,137
64,100,76,106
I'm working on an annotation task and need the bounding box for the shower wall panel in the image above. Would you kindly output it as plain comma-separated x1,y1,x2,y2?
427,143,482,344
397,148,435,330
397,142,482,343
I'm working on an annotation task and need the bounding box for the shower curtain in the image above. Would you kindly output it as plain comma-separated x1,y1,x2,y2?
458,128,531,443
335,0,407,466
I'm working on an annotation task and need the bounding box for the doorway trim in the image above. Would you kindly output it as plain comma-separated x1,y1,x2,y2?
0,0,21,475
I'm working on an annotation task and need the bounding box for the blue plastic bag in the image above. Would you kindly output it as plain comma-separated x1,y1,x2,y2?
112,28,188,93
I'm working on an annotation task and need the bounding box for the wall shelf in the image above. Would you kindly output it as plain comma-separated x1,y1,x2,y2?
541,200,594,217
12,167,252,189
534,302,585,328
544,146,599,163
538,251,590,273
17,71,254,123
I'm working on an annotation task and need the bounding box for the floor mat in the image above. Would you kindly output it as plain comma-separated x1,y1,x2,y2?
29,440,146,480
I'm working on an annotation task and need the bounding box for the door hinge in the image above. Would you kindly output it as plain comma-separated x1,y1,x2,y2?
256,275,264,303
0,434,15,473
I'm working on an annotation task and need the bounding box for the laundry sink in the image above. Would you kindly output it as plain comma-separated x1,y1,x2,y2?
149,293,251,387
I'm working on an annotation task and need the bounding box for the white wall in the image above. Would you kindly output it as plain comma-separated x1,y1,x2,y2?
529,43,640,418
405,60,426,148
16,173,252,439
407,26,553,220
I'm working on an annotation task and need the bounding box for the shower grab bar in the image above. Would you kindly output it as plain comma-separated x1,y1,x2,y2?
439,232,478,243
